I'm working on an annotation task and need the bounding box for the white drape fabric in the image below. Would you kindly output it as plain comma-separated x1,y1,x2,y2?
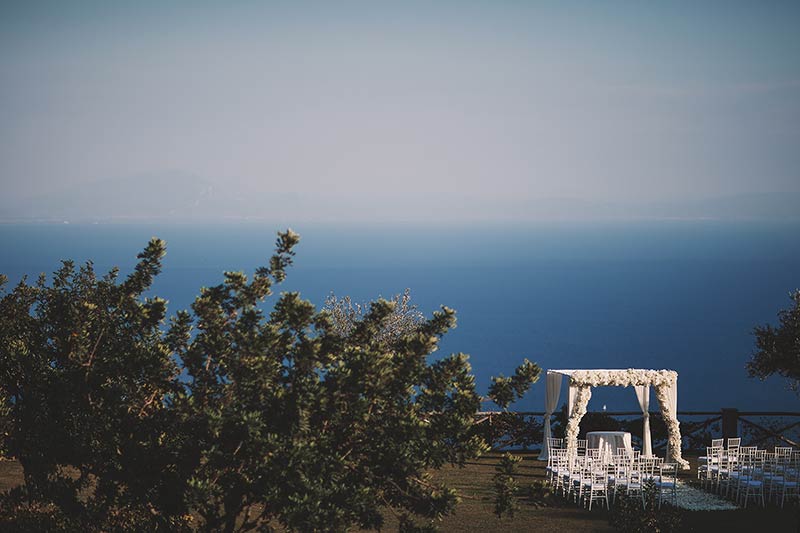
538,372,562,460
568,385,577,416
634,384,652,457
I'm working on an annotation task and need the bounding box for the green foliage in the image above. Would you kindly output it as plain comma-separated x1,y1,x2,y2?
608,479,684,533
747,290,800,393
472,412,543,450
524,479,555,509
323,288,425,346
487,359,541,410
0,238,181,527
0,230,541,532
493,453,522,518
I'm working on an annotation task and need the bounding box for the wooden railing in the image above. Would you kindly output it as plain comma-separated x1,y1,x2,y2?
474,409,800,452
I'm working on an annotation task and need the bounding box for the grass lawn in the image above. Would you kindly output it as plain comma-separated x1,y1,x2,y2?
1,452,799,532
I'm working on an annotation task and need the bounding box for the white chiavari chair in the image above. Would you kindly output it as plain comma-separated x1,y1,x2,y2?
637,457,661,508
762,451,786,504
737,453,766,508
719,447,741,499
776,453,799,508
553,449,572,497
699,445,722,485
582,459,610,510
568,455,588,504
546,447,566,485
610,452,631,503
655,462,678,508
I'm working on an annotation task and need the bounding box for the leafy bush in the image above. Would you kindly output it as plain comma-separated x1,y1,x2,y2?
524,479,556,509
608,479,684,533
0,230,540,532
493,453,522,518
472,412,543,450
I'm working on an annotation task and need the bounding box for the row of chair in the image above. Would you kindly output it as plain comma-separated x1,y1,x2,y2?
698,442,799,508
546,447,678,510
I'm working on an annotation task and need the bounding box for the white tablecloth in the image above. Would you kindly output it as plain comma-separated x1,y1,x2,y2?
586,431,632,459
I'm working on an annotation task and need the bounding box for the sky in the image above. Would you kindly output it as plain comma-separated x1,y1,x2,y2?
1,1,799,221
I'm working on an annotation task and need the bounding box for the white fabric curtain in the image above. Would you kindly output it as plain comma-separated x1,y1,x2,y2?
568,385,577,416
538,372,562,460
634,385,652,457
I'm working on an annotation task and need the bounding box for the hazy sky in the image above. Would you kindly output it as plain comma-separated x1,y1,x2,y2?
1,1,799,216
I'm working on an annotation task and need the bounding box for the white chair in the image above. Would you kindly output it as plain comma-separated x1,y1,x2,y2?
546,447,566,485
737,454,766,508
718,447,741,499
636,458,661,508
567,455,588,503
610,453,632,503
775,454,799,508
552,449,572,497
582,461,610,510
698,439,724,476
655,463,678,508
698,445,722,489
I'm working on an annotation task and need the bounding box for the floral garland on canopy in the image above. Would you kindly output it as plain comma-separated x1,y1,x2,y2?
568,369,677,388
563,369,689,469
565,385,591,454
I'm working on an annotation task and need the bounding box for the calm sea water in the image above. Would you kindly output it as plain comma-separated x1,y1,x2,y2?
1,221,798,412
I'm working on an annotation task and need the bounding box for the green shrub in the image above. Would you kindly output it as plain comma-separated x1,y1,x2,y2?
0,230,540,532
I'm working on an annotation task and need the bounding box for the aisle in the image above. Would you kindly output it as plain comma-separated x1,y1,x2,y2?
674,481,738,511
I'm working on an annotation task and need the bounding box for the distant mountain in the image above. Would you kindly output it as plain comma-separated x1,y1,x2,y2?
1,174,798,223
0,173,303,222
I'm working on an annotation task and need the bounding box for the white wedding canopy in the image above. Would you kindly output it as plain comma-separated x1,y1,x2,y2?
538,368,689,469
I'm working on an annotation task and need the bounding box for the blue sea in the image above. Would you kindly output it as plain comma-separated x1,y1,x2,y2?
1,221,798,413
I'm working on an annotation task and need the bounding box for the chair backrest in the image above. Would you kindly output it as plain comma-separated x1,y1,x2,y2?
553,448,570,471
711,438,724,448
639,457,660,480
548,437,565,450
787,455,800,482
726,437,741,448
739,446,758,457
587,448,601,460
707,445,723,462
742,454,765,482
548,447,567,467
775,446,793,458
576,439,587,456
660,463,677,484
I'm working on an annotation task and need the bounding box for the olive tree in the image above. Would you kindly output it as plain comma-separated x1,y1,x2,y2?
0,230,539,532
747,290,800,393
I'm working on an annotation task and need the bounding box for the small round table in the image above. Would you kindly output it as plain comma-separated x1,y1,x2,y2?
586,431,632,460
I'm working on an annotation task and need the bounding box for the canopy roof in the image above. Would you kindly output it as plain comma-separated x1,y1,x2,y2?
547,368,677,388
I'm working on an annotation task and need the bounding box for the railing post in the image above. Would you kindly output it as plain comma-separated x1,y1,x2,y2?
721,408,739,439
